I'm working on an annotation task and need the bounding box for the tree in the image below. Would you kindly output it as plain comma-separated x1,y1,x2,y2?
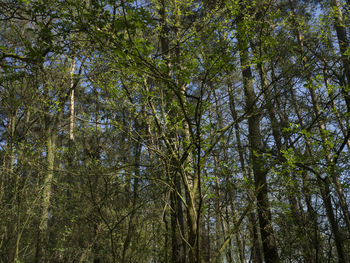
1,0,350,262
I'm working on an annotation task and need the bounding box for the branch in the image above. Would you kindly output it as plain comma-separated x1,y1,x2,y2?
212,200,253,263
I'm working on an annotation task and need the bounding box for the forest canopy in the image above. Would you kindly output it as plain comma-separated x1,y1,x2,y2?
0,0,350,262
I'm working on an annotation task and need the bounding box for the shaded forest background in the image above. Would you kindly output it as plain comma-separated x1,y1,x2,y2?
0,0,350,262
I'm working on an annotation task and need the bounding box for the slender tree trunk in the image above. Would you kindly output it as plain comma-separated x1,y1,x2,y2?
69,59,76,142
36,126,56,263
327,0,350,231
122,131,141,263
157,2,187,261
213,155,225,263
256,60,314,261
2,113,16,203
302,170,322,263
228,84,263,263
170,166,186,263
2,113,17,262
287,82,327,262
331,0,350,108
318,176,348,263
236,15,280,263
225,211,234,263
174,2,201,260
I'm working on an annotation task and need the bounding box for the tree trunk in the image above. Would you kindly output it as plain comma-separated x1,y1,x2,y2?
170,168,186,263
236,17,280,263
69,59,76,142
228,84,263,263
122,134,141,263
36,126,56,263
256,58,315,261
331,0,350,109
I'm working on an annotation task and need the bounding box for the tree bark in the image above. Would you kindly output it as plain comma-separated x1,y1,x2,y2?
331,0,350,109
69,59,76,142
36,126,56,263
236,15,280,263
228,83,263,263
122,131,141,263
255,54,316,261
